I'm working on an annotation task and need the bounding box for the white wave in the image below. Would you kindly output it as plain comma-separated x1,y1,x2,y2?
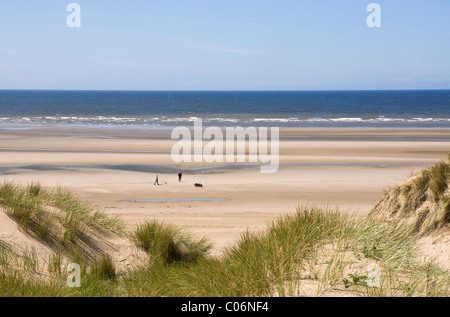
107,117,138,122
2,115,449,127
329,117,363,122
374,117,405,122
60,117,78,120
410,118,434,122
252,118,291,122
205,118,240,123
304,118,329,122
161,117,198,123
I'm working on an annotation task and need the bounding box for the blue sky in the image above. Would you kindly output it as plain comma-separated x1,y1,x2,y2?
0,0,449,90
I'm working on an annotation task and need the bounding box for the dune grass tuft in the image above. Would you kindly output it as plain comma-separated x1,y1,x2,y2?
0,181,125,261
90,254,116,281
131,220,213,265
429,161,450,201
371,156,450,236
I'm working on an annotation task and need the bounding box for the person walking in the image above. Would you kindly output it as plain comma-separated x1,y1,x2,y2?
154,175,159,186
178,171,182,182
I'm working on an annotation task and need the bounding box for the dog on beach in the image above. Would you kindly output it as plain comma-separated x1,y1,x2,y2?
194,183,203,188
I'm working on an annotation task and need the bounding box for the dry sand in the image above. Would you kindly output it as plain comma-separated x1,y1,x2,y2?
1,126,449,257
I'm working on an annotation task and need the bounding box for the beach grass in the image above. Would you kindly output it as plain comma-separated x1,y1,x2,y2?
130,220,213,265
117,207,449,297
89,254,116,281
0,187,449,297
371,155,450,236
0,181,125,260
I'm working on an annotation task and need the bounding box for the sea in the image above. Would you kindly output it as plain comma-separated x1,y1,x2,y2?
0,90,449,128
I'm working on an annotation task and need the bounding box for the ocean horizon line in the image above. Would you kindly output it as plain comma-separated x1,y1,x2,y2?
1,88,450,93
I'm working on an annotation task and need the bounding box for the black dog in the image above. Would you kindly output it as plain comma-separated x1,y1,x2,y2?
194,183,203,188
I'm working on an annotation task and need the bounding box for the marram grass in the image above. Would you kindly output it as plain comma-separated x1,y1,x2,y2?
130,220,213,265
0,181,125,260
0,182,449,297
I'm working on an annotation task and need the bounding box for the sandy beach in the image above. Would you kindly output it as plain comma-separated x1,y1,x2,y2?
1,126,449,254
3,1,450,300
